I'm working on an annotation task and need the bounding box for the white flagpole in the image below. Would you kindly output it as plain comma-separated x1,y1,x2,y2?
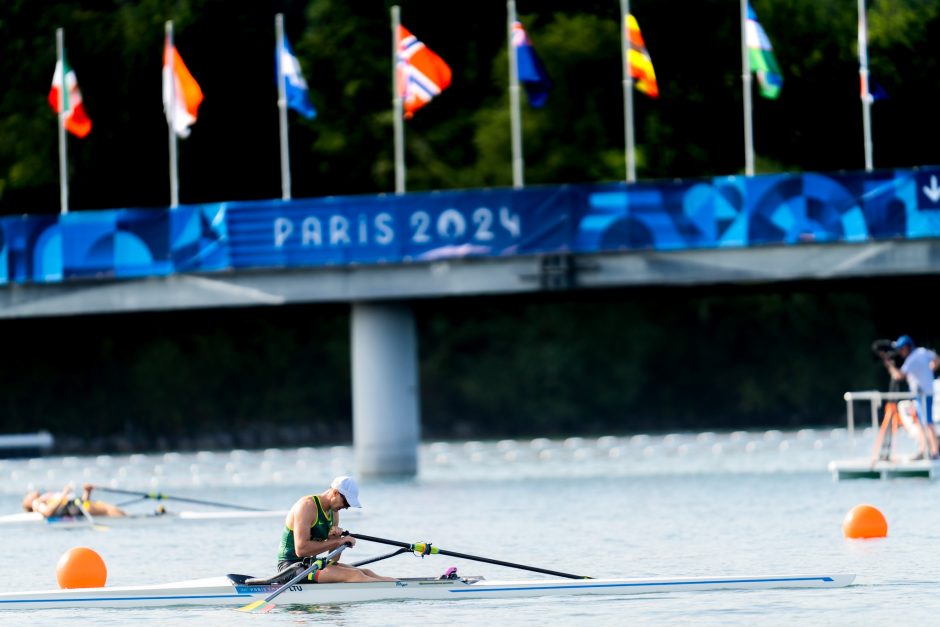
857,0,873,172
392,6,406,195
276,13,292,200
165,20,180,208
740,0,755,176
55,28,69,215
507,0,524,189
620,0,636,183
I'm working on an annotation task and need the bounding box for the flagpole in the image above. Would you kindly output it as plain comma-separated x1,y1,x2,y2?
55,28,69,215
620,0,636,183
276,13,292,199
392,6,406,195
166,20,180,208
740,0,755,176
507,0,524,189
857,0,873,172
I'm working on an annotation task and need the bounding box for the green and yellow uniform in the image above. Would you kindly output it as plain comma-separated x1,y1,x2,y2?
277,495,333,565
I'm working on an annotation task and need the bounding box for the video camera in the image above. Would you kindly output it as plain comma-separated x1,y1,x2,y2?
871,339,902,367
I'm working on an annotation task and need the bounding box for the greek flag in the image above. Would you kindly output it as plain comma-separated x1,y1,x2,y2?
278,35,316,119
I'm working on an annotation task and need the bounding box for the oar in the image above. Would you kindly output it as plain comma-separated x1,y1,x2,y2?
236,543,350,613
349,547,409,568
351,533,591,579
45,483,107,531
91,486,265,512
74,498,109,532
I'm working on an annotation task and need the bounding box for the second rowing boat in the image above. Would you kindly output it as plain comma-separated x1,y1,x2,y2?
0,509,288,527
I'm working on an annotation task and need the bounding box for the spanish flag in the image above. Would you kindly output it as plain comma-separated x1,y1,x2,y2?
626,14,658,99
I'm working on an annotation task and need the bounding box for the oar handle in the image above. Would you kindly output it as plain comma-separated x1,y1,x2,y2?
262,543,349,603
350,533,591,580
91,486,264,512
351,533,412,550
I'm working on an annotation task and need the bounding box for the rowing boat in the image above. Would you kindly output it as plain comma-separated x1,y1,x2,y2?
0,572,855,609
0,509,288,527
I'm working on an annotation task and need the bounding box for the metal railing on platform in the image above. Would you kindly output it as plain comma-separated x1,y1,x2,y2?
843,390,920,439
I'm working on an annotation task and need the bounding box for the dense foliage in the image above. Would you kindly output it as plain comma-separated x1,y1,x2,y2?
0,1,938,450
1,0,938,212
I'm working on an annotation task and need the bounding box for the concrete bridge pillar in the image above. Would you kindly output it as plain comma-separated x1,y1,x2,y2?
350,302,420,477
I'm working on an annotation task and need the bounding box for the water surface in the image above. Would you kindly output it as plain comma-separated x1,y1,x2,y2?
0,427,935,625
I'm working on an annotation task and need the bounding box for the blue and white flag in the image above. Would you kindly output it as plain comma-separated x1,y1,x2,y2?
277,35,316,119
511,21,551,108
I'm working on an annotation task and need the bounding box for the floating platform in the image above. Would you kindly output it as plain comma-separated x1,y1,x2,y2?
828,457,940,480
832,390,940,480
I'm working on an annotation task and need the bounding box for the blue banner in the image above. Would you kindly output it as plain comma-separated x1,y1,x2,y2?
1,166,939,285
224,186,574,268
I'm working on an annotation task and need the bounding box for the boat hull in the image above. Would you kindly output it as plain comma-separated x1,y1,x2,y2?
0,573,856,609
0,510,288,527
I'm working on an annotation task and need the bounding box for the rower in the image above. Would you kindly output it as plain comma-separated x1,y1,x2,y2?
22,484,126,518
274,476,396,584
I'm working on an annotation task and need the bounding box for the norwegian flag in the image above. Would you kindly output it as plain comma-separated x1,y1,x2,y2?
397,25,452,119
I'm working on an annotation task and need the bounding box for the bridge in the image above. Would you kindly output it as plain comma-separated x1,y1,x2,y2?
3,165,940,475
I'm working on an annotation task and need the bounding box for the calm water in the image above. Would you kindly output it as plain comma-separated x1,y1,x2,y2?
1,427,938,625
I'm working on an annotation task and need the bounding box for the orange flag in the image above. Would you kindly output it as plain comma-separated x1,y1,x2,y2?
163,36,204,137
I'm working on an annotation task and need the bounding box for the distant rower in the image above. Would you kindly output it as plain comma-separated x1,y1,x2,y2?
22,483,126,518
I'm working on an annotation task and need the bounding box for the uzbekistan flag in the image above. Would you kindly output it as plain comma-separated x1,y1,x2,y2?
163,35,204,137
397,25,452,119
626,14,658,99
511,21,551,108
745,4,783,99
48,49,92,138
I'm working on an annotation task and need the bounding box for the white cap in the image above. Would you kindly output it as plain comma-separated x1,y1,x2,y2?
331,475,362,508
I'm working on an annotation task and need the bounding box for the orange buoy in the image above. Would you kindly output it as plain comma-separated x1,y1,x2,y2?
56,547,107,589
842,504,888,539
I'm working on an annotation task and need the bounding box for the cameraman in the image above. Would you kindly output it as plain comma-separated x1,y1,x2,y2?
882,335,940,460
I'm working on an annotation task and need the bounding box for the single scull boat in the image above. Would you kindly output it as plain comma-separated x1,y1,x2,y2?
0,510,288,527
0,572,855,609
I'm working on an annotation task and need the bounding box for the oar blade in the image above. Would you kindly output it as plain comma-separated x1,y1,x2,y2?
233,544,349,614
235,599,274,613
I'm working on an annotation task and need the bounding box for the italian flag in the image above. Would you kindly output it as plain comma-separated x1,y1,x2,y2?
48,51,92,138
